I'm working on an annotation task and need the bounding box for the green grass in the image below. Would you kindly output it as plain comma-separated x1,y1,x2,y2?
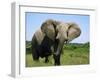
26,42,89,67
26,54,54,67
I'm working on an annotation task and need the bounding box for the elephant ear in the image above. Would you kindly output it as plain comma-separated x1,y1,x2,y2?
41,19,60,41
67,23,81,42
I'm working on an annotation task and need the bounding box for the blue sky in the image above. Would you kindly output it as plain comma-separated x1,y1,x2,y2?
25,12,90,43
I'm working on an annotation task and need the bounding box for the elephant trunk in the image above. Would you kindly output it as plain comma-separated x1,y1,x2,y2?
53,40,64,65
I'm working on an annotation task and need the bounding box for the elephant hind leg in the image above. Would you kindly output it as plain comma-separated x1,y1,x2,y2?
31,35,39,61
31,47,39,61
45,56,49,63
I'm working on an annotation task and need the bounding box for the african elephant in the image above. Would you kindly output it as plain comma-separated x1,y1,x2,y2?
31,19,81,65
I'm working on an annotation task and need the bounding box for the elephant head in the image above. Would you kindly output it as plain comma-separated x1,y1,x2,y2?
41,19,81,65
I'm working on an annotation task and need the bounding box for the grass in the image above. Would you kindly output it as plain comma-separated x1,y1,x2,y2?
26,42,89,67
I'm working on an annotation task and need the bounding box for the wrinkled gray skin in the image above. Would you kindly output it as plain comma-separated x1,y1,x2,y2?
31,19,81,65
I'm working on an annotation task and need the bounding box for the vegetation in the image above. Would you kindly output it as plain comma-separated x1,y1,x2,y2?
26,41,89,67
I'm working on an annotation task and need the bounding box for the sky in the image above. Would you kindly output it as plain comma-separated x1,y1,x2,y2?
25,12,90,43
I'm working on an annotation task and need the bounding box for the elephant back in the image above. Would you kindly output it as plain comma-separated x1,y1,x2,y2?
34,29,45,45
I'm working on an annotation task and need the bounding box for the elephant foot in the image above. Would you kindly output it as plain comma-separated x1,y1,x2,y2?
54,61,60,66
54,60,60,66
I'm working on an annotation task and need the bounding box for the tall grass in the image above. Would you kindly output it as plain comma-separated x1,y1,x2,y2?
26,42,89,67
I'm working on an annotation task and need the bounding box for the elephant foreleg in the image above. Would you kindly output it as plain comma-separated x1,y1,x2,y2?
53,54,60,65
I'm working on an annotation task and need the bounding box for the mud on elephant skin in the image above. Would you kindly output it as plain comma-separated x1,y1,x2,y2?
31,19,81,65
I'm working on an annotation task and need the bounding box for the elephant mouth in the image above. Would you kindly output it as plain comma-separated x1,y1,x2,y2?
65,39,68,44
